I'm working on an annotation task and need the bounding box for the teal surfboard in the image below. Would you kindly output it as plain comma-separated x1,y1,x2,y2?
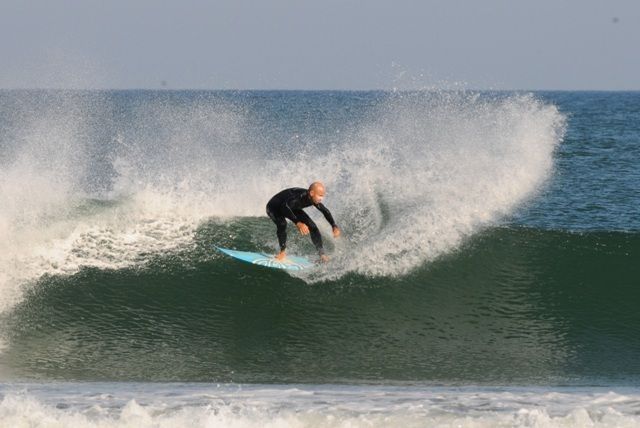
215,246,314,271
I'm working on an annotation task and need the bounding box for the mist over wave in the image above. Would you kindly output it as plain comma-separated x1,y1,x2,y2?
0,90,565,318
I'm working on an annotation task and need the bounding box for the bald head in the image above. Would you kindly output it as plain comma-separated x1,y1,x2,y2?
309,182,324,192
308,181,326,204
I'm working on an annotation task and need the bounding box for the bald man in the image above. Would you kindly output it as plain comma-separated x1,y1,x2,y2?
266,182,341,262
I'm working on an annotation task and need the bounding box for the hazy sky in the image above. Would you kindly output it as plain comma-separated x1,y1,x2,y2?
1,0,638,90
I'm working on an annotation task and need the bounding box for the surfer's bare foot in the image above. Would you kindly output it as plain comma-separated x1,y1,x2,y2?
319,254,329,263
275,251,286,261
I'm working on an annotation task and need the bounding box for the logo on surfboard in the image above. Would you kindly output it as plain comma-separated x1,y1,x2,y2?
251,257,308,270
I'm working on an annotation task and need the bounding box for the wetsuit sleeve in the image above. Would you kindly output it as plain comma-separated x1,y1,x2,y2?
315,203,337,228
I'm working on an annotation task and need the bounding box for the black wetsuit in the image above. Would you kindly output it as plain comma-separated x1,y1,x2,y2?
266,187,337,255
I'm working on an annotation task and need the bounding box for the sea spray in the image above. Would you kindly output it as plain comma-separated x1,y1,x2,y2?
0,92,92,314
0,90,565,317
302,92,565,278
0,92,250,316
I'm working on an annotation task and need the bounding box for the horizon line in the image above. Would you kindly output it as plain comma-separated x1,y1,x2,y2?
2,87,640,93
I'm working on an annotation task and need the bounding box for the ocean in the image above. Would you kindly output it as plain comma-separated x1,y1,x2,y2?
0,89,638,426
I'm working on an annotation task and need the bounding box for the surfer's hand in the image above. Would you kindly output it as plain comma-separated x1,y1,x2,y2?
332,226,341,238
297,222,309,235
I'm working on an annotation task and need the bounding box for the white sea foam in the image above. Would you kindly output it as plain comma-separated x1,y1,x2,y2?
1,384,638,428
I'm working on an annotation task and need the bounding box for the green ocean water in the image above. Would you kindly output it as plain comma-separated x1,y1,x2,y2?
0,90,638,387
2,223,638,384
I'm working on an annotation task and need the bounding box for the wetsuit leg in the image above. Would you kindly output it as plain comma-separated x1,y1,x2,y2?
266,206,288,251
292,209,324,255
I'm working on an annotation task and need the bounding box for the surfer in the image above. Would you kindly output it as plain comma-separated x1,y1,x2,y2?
266,182,341,262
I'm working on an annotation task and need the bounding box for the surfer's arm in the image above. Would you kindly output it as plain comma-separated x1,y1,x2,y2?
315,203,337,228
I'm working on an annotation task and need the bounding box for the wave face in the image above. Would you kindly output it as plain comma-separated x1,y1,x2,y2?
1,226,638,384
6,89,636,385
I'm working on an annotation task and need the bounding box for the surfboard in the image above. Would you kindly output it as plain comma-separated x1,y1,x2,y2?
215,246,314,271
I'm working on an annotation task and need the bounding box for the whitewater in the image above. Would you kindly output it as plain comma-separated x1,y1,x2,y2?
3,384,640,428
